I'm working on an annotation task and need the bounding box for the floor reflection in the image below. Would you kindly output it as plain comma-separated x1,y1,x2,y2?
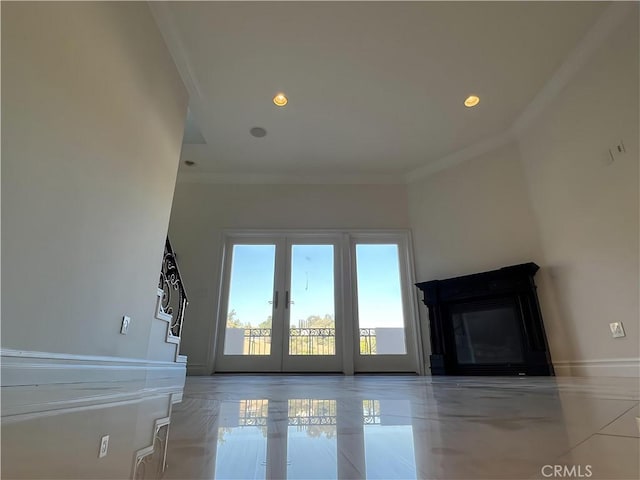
2,376,638,480
2,391,181,479
207,396,418,480
363,400,417,480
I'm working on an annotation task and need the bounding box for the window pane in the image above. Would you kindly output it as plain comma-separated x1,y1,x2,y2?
355,244,407,355
224,245,275,355
289,245,336,356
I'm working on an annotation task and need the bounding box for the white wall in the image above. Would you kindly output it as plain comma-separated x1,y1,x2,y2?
1,3,188,362
408,141,543,281
168,183,409,373
408,9,639,376
407,141,545,367
516,12,639,372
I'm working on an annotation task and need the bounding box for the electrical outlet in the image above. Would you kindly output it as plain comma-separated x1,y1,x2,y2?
120,316,130,335
609,322,625,338
606,140,627,164
99,435,109,458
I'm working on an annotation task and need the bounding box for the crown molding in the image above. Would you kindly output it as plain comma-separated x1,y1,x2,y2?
176,171,406,185
404,130,515,184
511,2,634,137
149,2,210,143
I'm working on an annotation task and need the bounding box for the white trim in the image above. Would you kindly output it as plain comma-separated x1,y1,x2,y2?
404,130,515,183
132,416,172,479
209,229,423,374
0,348,181,367
349,232,421,374
176,354,188,364
155,288,173,323
176,171,406,185
1,348,186,387
553,358,640,378
1,349,186,419
149,2,205,113
511,2,634,136
154,288,184,360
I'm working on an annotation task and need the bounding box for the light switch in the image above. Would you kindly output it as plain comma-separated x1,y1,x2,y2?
609,322,625,338
120,316,131,335
99,435,109,458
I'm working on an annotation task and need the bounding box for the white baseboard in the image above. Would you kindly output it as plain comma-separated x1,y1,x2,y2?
554,358,640,378
1,348,186,419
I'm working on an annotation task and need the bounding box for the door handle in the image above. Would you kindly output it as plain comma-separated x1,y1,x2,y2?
286,291,294,308
269,291,279,309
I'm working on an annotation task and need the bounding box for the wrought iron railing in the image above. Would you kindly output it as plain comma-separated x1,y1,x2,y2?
359,328,377,355
231,327,378,356
234,328,338,355
244,328,272,355
158,237,188,338
289,328,336,355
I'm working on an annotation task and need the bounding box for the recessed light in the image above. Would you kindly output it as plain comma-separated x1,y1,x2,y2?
184,160,196,166
250,127,267,138
273,93,288,107
464,95,480,108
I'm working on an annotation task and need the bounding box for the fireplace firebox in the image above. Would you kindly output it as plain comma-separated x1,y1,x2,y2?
416,263,554,376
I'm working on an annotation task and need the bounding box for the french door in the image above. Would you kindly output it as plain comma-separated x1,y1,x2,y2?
215,234,343,372
214,231,421,374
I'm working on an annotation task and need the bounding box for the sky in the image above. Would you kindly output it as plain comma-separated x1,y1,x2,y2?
226,244,405,329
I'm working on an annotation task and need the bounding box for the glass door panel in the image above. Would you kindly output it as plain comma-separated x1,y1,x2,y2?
223,245,276,355
288,244,336,356
216,235,343,373
284,240,342,372
216,240,284,372
352,238,419,373
355,244,407,355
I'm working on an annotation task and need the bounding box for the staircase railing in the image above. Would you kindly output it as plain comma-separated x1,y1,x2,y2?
158,237,188,338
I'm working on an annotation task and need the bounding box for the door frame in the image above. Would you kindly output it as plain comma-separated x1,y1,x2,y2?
350,232,423,373
211,229,424,375
213,231,344,373
282,234,344,372
213,234,285,372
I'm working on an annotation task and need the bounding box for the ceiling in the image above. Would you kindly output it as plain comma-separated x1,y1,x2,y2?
152,1,607,179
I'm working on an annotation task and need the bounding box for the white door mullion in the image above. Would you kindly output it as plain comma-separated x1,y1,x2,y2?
213,230,421,374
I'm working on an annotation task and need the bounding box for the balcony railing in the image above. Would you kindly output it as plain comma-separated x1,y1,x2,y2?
289,328,336,355
227,327,382,356
359,328,377,355
158,237,188,338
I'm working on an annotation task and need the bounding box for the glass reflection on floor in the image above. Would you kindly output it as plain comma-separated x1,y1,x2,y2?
363,400,417,480
215,400,269,479
287,400,337,479
204,397,417,480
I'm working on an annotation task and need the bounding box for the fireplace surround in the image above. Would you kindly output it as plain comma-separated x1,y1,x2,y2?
416,263,554,376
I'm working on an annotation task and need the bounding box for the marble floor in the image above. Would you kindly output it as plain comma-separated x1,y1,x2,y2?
2,375,639,479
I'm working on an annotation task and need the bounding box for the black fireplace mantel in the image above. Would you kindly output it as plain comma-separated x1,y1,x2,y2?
416,263,554,376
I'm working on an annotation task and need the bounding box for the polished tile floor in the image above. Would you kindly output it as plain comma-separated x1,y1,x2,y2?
165,375,639,480
2,375,639,479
